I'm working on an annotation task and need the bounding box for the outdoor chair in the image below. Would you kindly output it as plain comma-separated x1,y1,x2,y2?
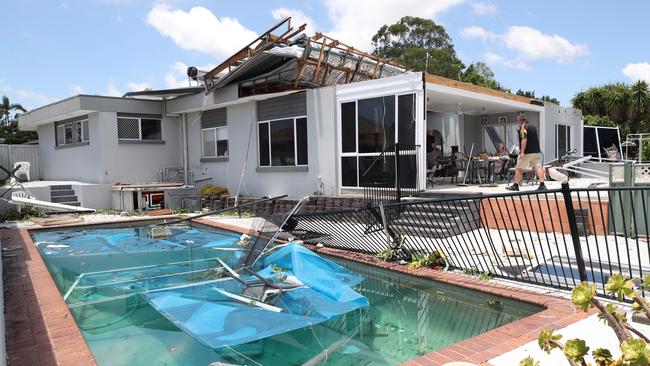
10,162,30,183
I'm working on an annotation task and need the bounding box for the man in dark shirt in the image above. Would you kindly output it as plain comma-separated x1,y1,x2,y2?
506,116,546,191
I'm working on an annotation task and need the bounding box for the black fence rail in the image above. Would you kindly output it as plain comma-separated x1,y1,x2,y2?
290,183,650,299
360,143,420,207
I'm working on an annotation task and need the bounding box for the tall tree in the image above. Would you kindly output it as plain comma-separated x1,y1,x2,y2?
627,80,650,134
0,95,26,126
602,83,630,124
371,16,465,79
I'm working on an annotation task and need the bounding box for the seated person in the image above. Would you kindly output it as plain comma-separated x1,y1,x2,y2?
494,143,511,176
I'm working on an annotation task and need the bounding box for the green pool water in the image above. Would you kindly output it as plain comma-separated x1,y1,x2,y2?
33,225,542,366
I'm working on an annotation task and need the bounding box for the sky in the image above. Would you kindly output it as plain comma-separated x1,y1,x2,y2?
2,0,650,110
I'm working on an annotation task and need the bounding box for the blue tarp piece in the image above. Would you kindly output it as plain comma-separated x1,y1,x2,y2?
142,243,368,349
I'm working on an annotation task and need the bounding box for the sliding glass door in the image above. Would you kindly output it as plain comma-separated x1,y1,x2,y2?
339,93,418,188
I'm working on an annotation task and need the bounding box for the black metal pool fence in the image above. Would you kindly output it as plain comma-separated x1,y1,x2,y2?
289,183,650,299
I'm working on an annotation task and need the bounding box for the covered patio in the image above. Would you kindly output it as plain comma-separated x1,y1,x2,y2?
424,75,545,189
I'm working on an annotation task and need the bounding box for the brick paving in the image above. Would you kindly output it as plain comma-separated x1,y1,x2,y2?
2,228,96,366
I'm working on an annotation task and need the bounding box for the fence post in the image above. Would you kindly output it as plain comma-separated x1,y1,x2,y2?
561,181,588,282
395,143,401,201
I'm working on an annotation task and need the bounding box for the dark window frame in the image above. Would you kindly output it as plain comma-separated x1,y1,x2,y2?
117,116,163,141
55,118,89,146
258,116,308,167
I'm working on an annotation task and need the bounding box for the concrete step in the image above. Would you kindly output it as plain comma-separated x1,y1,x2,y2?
51,195,78,203
63,202,81,207
50,189,76,197
50,185,72,190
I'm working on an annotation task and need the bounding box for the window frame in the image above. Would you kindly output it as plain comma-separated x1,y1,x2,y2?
117,116,163,142
257,115,308,168
555,124,572,158
201,126,229,158
338,92,418,188
56,119,89,146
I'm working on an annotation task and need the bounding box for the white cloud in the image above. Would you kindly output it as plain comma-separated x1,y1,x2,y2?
471,1,496,15
70,85,84,95
462,25,589,70
483,51,504,65
105,83,121,97
271,7,316,35
126,82,152,91
146,4,258,60
460,26,497,42
165,62,190,89
164,61,216,89
622,62,650,83
503,26,589,64
323,0,466,51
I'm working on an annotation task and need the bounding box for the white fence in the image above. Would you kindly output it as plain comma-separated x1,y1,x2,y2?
0,144,40,181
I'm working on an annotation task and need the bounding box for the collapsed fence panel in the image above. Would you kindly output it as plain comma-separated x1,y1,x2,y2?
290,184,650,299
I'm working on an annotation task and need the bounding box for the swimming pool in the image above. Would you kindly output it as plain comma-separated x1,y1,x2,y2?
33,224,542,365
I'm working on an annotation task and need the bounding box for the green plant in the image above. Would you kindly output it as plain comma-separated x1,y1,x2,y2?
524,275,650,366
173,207,190,214
199,185,228,198
406,251,446,270
123,210,145,217
376,248,398,262
642,140,650,162
0,204,46,222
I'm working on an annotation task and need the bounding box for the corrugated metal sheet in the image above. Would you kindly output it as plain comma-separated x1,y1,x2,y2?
257,92,306,121
0,144,40,181
201,108,227,128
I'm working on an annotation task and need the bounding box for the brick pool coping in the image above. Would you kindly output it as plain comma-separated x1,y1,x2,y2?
2,218,593,366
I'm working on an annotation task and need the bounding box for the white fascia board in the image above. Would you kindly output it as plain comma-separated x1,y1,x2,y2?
426,82,544,113
17,95,163,131
336,72,424,102
167,89,304,114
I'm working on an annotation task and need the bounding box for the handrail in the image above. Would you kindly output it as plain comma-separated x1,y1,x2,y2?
156,194,288,226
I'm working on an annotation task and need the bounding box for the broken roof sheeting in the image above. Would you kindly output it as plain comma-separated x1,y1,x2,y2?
201,17,408,96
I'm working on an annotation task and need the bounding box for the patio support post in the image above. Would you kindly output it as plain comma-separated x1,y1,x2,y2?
561,181,588,282
395,143,401,201
182,113,190,186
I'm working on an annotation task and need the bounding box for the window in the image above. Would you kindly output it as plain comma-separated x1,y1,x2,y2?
117,116,162,141
56,119,89,146
340,93,417,188
202,127,229,157
258,117,307,167
556,124,572,158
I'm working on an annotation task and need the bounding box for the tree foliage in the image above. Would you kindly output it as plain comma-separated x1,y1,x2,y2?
1,95,26,126
515,89,560,104
370,17,559,101
572,81,650,134
0,121,38,144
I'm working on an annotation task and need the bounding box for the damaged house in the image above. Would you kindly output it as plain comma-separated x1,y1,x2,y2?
15,17,582,210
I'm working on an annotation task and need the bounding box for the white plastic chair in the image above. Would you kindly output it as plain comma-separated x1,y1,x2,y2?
11,162,30,183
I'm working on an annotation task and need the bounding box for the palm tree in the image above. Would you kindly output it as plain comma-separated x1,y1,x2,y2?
583,87,604,116
571,91,588,112
627,80,650,133
602,83,630,124
0,95,27,126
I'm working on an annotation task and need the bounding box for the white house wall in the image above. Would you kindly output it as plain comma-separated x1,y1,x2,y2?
97,112,182,184
37,111,181,184
187,88,338,198
543,103,583,160
37,112,104,182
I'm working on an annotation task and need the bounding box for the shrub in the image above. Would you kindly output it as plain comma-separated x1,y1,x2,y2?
584,115,617,128
0,204,46,222
406,251,446,270
524,274,650,366
199,185,228,198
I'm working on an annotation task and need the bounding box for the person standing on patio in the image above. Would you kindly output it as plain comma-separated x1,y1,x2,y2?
506,115,546,191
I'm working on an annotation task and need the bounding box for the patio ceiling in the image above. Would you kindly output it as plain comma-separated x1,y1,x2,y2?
426,79,544,115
